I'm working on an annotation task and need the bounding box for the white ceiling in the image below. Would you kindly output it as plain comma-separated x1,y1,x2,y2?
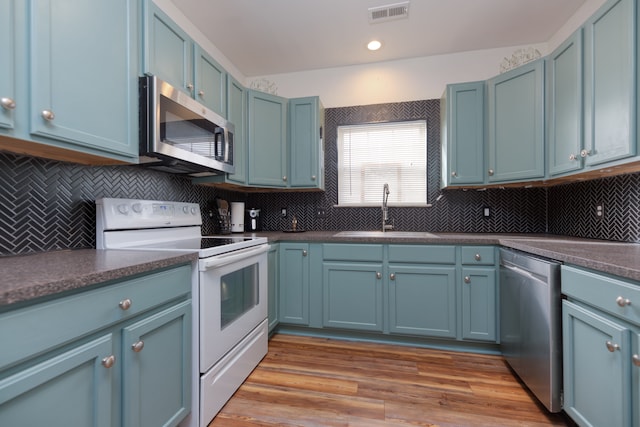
170,0,586,77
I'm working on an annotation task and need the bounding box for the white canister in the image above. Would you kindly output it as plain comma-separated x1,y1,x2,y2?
230,202,245,232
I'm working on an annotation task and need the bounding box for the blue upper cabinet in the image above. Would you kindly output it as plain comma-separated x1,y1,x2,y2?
248,90,288,187
225,75,247,184
0,0,138,163
143,0,227,118
143,1,193,96
28,0,139,161
547,29,584,177
289,96,325,189
194,46,227,118
487,59,545,183
0,0,16,131
583,0,636,167
441,81,485,187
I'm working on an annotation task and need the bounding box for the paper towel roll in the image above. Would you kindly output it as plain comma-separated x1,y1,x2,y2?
230,202,245,232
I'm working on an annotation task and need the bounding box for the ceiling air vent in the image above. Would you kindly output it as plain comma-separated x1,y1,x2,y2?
368,2,410,24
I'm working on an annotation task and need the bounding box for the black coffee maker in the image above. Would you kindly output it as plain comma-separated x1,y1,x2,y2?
245,208,261,231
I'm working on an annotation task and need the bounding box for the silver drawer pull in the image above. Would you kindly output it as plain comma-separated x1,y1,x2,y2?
606,341,620,352
1,97,16,110
41,109,55,121
101,355,115,368
474,253,481,261
302,250,307,257
119,298,132,310
131,340,145,353
616,296,631,307
376,272,381,279
390,273,396,281
464,276,471,284
580,149,592,158
633,355,640,367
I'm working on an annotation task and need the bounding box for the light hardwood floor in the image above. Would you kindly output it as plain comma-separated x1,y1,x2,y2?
210,334,571,426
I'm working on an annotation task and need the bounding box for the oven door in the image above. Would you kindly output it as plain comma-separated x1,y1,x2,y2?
198,244,269,372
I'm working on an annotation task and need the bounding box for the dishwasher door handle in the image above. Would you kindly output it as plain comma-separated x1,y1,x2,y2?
501,262,547,284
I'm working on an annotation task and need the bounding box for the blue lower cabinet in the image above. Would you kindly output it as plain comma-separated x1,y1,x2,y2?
461,267,496,342
122,301,191,427
388,265,457,338
0,334,114,427
563,300,631,427
267,244,279,331
322,262,383,331
279,243,310,325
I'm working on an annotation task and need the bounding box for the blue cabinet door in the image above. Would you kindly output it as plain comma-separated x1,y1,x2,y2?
226,75,247,184
388,265,457,338
29,0,138,160
289,96,324,189
487,59,545,183
194,46,226,118
248,90,288,187
548,30,584,177
583,0,636,167
461,267,496,342
268,244,279,332
563,301,631,427
0,334,113,427
322,262,383,331
143,0,193,96
441,82,485,186
121,300,192,427
278,243,310,325
0,0,16,131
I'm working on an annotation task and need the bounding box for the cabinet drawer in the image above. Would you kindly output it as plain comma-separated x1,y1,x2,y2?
0,265,191,370
323,244,383,262
562,265,640,327
388,245,456,264
461,246,495,265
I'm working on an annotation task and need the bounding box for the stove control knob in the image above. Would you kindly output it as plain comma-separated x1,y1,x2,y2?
191,207,197,215
117,204,129,214
132,203,142,213
183,206,189,214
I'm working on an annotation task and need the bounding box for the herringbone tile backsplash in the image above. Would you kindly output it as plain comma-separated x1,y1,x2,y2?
1,99,639,255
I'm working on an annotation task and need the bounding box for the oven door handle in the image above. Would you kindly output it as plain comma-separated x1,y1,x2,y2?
200,244,270,270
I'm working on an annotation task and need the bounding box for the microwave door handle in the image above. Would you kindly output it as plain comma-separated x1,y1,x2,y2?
200,244,269,270
215,127,224,159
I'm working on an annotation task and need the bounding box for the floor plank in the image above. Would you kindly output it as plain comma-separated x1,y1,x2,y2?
209,334,571,427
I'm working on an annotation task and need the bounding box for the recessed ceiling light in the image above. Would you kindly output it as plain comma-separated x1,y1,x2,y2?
367,40,382,51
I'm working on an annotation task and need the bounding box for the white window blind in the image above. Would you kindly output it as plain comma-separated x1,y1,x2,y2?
338,120,427,206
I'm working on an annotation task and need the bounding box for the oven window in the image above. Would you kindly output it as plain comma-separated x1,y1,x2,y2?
220,263,259,328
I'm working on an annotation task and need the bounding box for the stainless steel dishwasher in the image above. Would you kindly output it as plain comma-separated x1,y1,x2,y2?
499,248,562,413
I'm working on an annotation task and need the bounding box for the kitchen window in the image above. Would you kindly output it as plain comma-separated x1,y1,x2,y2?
337,120,427,206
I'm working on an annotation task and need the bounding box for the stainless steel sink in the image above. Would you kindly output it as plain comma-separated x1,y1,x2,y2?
333,231,439,238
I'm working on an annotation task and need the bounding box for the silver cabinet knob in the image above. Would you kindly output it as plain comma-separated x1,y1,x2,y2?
633,354,640,367
131,340,145,353
186,83,194,91
569,153,579,161
302,249,307,257
198,90,204,97
580,149,592,158
41,110,55,121
390,273,396,280
474,253,481,261
101,355,116,368
376,272,382,279
311,175,316,181
283,176,287,182
1,97,16,110
119,298,132,310
488,169,494,176
451,171,457,177
464,276,471,284
606,341,620,352
616,296,631,307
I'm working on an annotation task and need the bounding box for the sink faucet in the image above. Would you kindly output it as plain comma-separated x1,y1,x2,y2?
382,183,393,232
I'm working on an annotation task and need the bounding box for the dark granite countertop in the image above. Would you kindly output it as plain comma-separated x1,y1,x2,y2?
0,249,197,308
3,231,639,310
250,231,640,283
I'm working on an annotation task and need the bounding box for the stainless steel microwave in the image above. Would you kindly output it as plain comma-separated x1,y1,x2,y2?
139,75,235,176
